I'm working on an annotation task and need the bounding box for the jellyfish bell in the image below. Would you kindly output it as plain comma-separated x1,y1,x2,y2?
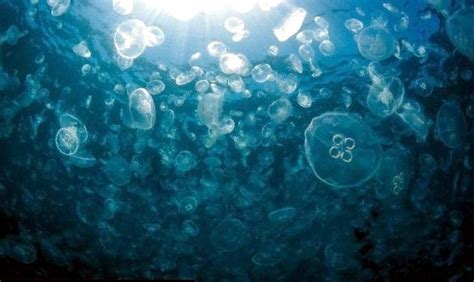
128,88,156,130
357,25,396,61
366,77,405,117
446,7,474,62
55,127,79,156
114,19,148,60
436,100,466,149
375,147,410,199
59,113,89,143
304,112,382,188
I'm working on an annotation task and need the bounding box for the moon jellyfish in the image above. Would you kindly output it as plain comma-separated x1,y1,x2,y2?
251,64,273,83
102,155,131,186
357,26,396,61
198,93,223,128
436,100,466,149
273,8,307,42
446,7,474,62
375,148,410,198
129,88,156,130
59,113,89,143
48,0,70,17
267,98,293,124
145,26,165,47
304,112,382,188
219,53,251,76
367,77,405,117
210,218,248,252
267,207,297,223
55,127,79,156
113,0,134,15
114,19,148,59
174,151,197,173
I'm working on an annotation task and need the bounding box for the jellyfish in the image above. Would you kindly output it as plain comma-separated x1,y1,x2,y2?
446,7,474,62
267,207,297,223
128,88,156,130
198,93,223,128
304,112,382,188
366,77,405,117
375,147,410,198
102,155,131,186
174,151,197,173
59,113,89,143
436,100,466,149
55,127,79,156
357,26,396,61
114,19,148,59
210,218,248,252
267,98,293,124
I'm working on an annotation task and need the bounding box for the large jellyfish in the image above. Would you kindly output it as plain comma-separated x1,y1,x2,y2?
366,77,405,117
357,26,396,61
446,7,474,62
114,19,148,59
128,88,156,130
436,100,466,149
304,112,382,188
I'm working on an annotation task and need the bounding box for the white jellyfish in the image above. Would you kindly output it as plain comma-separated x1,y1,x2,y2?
366,77,405,117
114,19,148,60
267,98,293,124
357,26,396,61
55,127,79,156
128,88,156,130
304,112,382,188
446,7,474,62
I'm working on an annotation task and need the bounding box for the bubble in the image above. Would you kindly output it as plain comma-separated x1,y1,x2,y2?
114,19,148,59
357,26,396,61
55,127,79,156
367,77,405,117
174,151,197,172
129,88,156,130
102,155,131,186
446,7,474,62
267,98,293,124
436,100,466,149
251,64,273,83
304,112,382,188
210,218,248,252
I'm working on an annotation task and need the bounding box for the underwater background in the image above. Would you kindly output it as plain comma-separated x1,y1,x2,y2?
0,0,473,280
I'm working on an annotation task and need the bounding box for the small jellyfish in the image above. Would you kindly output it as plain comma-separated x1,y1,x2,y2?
113,0,134,15
102,155,131,186
207,41,227,58
145,26,165,47
59,113,89,143
210,218,248,252
267,98,293,124
174,151,197,172
267,207,297,223
224,16,245,34
446,7,474,62
129,88,156,130
219,53,251,76
182,220,200,237
114,19,148,59
273,7,307,42
319,40,335,56
357,26,396,61
436,100,466,149
251,64,273,83
178,196,198,214
55,127,79,156
304,112,382,188
366,77,405,117
198,93,222,128
375,147,410,198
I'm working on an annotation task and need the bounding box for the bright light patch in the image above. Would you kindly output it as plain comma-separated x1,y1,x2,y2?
145,0,276,21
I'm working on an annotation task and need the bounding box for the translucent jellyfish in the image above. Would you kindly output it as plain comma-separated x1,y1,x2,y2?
7,240,37,264
55,127,79,156
267,98,293,124
59,113,89,143
113,0,133,15
114,19,148,60
49,0,70,16
273,7,307,42
304,112,382,188
267,207,296,223
182,220,200,237
396,100,431,141
102,155,131,186
224,16,245,34
174,151,197,172
375,148,410,198
357,26,396,61
446,7,474,61
366,77,405,117
175,71,196,86
198,93,222,128
207,41,227,58
129,88,156,130
210,218,248,252
289,53,303,73
147,79,166,95
436,100,466,149
219,53,251,76
177,196,198,214
145,26,165,47
251,64,273,83
72,41,91,58
297,91,313,108
345,18,364,33
319,40,335,56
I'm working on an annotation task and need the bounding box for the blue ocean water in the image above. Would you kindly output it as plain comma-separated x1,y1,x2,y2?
0,0,473,280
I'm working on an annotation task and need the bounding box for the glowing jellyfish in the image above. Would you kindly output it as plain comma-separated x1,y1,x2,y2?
129,88,156,130
114,19,148,60
210,218,248,252
219,53,251,76
446,7,474,62
198,93,223,128
145,26,165,47
357,26,396,61
367,77,405,117
436,100,466,149
55,127,79,156
375,147,410,198
304,112,382,188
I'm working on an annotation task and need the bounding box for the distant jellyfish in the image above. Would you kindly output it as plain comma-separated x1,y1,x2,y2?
446,7,474,62
304,112,382,188
251,64,273,83
145,26,165,47
102,155,131,186
357,26,396,61
113,0,134,15
375,147,410,198
436,100,466,149
59,113,89,143
174,151,197,172
210,218,248,252
267,98,293,124
128,88,156,130
366,77,405,117
198,93,223,128
267,207,297,223
114,19,148,59
55,127,79,156
7,240,37,264
219,53,251,76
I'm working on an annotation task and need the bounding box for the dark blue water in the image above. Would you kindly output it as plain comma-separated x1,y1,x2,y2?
0,0,473,280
